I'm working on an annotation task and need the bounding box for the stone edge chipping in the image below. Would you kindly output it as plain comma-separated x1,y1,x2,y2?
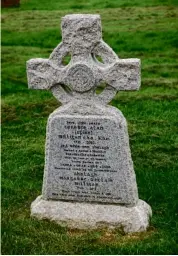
31,196,152,233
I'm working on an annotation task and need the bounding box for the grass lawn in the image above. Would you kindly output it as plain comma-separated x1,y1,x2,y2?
1,0,178,254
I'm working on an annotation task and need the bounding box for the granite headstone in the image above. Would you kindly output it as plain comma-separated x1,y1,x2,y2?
27,14,152,233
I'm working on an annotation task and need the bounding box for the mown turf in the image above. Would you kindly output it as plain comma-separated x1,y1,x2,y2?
1,0,178,254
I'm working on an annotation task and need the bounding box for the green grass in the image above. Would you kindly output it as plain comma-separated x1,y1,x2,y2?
1,0,178,254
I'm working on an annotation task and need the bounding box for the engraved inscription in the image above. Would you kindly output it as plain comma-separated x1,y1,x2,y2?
46,116,125,203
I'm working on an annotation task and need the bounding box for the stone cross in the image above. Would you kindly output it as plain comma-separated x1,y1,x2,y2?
27,14,151,233
27,14,140,106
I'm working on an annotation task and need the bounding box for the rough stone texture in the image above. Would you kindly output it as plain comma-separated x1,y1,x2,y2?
27,14,152,233
26,14,140,105
31,196,152,233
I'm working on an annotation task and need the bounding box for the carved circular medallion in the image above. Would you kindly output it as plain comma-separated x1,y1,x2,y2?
66,64,95,92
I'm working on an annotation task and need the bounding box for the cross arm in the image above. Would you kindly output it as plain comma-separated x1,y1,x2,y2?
26,58,67,90
103,58,141,91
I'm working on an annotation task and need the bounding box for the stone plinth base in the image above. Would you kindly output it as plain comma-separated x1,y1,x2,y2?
31,196,152,234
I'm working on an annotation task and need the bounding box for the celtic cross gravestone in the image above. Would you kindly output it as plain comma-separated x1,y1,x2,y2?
27,14,152,233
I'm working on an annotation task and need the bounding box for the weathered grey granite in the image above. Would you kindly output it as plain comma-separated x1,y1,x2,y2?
27,14,152,233
42,104,138,206
27,14,140,105
31,196,152,233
